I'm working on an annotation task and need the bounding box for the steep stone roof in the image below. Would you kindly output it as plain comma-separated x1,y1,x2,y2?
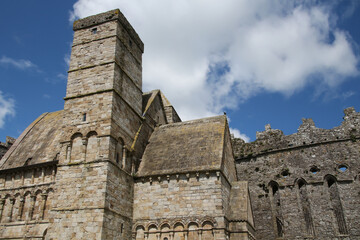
0,111,63,170
137,115,227,177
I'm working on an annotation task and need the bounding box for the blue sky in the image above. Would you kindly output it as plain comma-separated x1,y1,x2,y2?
0,0,359,143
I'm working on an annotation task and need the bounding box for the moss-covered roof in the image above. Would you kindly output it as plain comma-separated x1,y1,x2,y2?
0,111,63,170
137,115,227,177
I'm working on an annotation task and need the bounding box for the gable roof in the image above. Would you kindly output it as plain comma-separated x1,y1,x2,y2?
137,115,227,177
0,111,63,170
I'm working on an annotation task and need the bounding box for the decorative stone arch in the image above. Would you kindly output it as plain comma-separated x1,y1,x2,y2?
86,131,99,162
187,221,199,239
172,221,185,240
324,174,337,187
12,192,22,222
268,180,280,195
172,220,186,230
160,222,171,231
160,222,172,240
146,222,159,232
32,189,43,220
70,132,85,163
201,220,214,229
201,220,215,240
1,194,12,222
134,224,145,240
22,191,32,221
295,178,308,189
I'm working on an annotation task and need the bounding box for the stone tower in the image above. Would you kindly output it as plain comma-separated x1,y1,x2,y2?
47,9,144,239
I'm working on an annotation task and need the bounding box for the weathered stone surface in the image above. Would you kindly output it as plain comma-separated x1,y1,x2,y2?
137,116,229,177
0,136,15,160
233,107,360,240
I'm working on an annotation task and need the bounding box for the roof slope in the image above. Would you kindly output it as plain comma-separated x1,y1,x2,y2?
0,111,63,170
137,115,227,177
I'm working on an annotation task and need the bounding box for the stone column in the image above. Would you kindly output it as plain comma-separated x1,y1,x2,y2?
184,232,188,240
31,169,35,184
12,174,15,188
144,232,149,240
17,197,25,221
198,229,202,240
0,198,5,222
51,166,56,181
122,147,127,169
21,171,24,185
41,194,48,220
41,168,45,182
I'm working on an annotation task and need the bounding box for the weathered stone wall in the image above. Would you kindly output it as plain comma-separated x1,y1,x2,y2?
233,107,360,240
102,163,134,240
133,172,229,240
0,162,56,239
0,137,15,160
46,162,108,239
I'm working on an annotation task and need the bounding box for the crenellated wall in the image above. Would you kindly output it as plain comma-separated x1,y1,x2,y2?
233,107,360,240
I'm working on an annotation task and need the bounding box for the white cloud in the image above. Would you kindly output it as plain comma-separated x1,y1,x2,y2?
70,0,359,121
0,92,15,128
230,128,250,142
0,56,37,70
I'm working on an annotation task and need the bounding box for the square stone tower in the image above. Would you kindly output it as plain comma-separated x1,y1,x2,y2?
47,9,144,239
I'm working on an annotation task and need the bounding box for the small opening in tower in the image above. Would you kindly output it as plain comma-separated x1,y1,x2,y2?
82,113,87,122
116,153,119,163
91,28,97,34
310,166,320,174
338,165,348,172
129,39,132,47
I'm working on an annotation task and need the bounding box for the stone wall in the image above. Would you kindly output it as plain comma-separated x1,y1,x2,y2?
0,162,56,239
233,107,360,240
133,172,229,240
0,137,15,160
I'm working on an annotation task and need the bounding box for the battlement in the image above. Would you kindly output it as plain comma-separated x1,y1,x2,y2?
233,107,360,159
0,136,15,160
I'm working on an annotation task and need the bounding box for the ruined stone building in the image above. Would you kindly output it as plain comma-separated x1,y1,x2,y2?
0,9,359,240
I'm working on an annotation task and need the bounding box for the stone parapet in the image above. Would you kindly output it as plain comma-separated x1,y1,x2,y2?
233,107,360,159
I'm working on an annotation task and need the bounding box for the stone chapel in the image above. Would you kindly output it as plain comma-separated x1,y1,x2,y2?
1,8,360,240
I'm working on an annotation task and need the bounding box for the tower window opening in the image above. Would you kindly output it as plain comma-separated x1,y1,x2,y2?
91,28,97,34
338,165,348,172
82,113,87,122
310,166,320,174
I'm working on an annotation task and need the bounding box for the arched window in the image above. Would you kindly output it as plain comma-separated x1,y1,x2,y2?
297,179,315,236
70,133,85,163
325,176,348,235
269,181,283,237
86,131,98,162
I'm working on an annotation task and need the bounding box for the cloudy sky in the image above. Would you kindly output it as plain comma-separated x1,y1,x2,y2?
0,0,359,142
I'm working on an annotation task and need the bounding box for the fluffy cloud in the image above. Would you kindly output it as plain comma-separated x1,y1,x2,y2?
70,0,359,138
0,92,15,128
0,56,37,70
230,128,250,143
